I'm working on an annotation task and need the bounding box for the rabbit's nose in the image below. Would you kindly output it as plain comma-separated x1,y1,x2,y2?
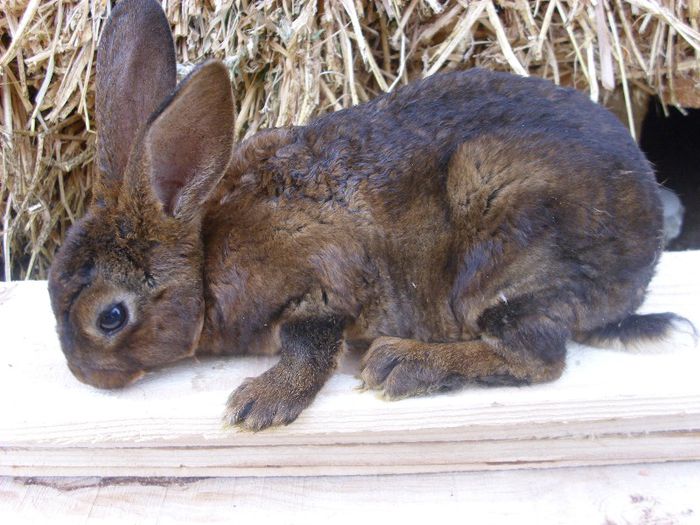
67,360,144,389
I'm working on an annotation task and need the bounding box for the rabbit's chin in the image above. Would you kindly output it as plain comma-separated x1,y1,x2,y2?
67,361,144,390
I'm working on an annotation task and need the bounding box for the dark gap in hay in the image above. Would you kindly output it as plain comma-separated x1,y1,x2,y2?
640,100,700,250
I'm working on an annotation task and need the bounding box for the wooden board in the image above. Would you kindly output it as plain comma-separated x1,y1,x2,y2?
1,462,699,524
1,251,700,477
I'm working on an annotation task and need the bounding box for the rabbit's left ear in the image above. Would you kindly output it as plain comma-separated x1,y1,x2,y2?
96,0,177,196
143,60,235,220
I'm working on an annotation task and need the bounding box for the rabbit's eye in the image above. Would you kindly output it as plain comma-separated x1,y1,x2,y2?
98,303,128,334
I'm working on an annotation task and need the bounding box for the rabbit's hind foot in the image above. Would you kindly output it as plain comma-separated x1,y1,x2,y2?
360,334,565,400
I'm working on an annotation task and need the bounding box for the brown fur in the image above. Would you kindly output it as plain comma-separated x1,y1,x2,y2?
49,0,677,430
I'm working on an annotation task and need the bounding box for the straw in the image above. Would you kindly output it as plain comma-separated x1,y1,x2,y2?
1,0,699,280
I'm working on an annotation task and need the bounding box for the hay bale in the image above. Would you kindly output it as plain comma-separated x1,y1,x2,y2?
1,0,699,280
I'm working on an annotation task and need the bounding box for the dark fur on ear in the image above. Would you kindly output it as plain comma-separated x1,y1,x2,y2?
144,61,235,219
95,0,176,196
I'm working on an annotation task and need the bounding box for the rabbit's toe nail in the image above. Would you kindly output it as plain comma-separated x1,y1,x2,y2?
360,354,399,389
381,361,429,399
382,361,461,399
360,344,404,389
360,337,417,391
361,338,463,399
223,375,311,431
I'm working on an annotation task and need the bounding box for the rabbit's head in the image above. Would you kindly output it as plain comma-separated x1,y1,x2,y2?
48,0,234,388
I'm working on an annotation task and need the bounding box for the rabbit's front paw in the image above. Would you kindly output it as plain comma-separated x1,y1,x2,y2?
360,337,463,399
223,366,315,431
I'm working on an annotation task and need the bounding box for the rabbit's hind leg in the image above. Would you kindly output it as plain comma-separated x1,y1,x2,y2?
360,294,569,399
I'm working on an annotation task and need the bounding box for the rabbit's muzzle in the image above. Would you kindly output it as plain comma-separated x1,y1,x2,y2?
67,360,145,389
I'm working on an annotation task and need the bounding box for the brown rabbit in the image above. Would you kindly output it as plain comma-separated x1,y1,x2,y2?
49,0,685,430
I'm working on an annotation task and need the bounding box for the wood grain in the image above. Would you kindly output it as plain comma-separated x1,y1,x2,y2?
2,462,699,524
1,251,699,477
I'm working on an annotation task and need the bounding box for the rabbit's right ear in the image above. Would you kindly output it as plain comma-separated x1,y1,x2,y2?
95,0,176,196
142,61,235,221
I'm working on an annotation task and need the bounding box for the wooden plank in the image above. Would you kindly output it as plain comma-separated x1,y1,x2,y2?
1,462,699,523
1,251,699,477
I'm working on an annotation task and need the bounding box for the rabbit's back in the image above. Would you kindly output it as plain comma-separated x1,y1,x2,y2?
300,69,647,193
237,69,654,217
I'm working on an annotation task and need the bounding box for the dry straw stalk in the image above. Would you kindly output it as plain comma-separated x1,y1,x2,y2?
1,0,699,280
